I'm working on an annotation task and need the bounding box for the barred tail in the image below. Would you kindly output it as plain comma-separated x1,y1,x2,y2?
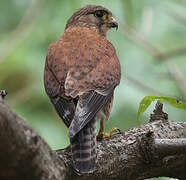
70,118,97,173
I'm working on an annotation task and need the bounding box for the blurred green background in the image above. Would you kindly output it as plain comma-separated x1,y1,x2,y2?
1,0,185,179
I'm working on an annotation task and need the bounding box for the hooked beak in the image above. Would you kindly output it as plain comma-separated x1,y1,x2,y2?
108,17,118,30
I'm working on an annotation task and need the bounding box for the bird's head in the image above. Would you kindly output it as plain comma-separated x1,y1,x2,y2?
65,5,118,36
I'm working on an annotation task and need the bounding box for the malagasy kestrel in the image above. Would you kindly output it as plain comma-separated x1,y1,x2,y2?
44,5,121,173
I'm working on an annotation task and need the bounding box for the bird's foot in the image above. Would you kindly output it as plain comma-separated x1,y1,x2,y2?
97,128,121,141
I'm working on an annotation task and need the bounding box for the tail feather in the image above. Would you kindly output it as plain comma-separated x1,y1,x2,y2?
70,118,97,173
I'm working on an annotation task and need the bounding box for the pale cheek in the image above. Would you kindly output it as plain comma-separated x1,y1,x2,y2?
101,24,109,34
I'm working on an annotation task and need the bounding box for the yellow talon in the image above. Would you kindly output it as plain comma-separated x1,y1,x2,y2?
97,127,120,140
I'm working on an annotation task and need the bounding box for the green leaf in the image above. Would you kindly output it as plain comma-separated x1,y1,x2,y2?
137,96,155,118
137,96,186,118
161,96,186,110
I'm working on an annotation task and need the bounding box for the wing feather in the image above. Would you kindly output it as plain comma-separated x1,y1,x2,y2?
68,90,113,138
52,97,75,128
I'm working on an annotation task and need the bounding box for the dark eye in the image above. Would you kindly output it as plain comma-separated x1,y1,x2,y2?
95,10,104,18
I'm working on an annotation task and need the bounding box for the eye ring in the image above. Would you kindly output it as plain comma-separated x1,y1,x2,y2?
95,10,104,18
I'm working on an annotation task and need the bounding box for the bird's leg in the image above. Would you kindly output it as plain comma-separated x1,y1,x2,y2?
103,127,121,138
97,118,105,140
97,119,120,140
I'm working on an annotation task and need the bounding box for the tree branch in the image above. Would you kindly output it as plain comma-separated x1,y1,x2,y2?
0,92,186,180
154,138,186,155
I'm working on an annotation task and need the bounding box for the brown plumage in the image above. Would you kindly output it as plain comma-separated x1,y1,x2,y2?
44,5,121,173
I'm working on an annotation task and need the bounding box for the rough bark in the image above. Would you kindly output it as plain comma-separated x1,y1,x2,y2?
0,92,186,180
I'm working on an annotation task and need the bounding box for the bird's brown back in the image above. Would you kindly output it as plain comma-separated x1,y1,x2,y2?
44,27,121,99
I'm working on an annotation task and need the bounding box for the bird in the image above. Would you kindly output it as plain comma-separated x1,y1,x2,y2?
44,5,121,173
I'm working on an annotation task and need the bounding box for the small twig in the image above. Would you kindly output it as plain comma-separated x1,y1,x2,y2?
120,22,161,58
120,22,186,60
156,47,186,60
0,90,7,100
150,100,168,122
125,75,170,96
167,9,186,26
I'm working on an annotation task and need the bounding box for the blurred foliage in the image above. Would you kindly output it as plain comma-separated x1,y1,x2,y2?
1,0,186,179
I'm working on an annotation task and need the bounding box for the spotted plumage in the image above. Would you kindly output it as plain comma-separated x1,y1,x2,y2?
44,5,121,173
